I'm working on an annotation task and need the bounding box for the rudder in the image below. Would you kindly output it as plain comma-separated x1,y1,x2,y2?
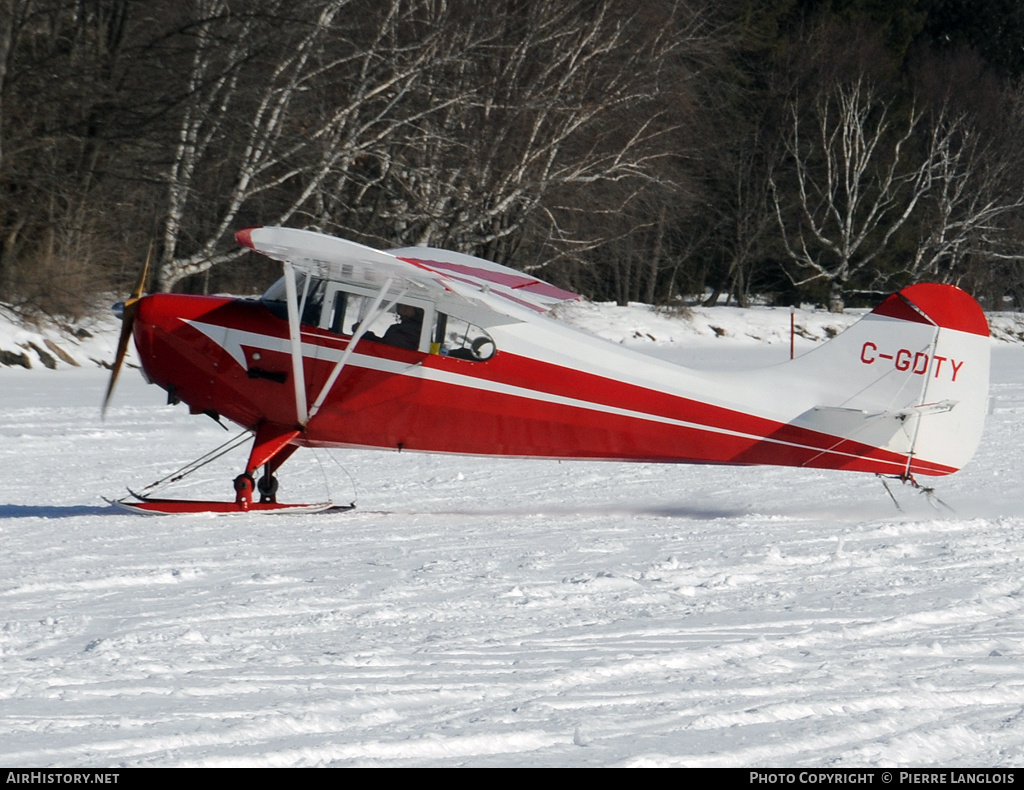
786,283,990,476
878,283,990,476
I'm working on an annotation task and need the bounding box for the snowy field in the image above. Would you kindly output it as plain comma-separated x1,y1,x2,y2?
3,302,1024,767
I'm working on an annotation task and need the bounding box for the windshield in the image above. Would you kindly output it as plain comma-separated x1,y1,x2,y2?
261,273,327,326
261,275,289,303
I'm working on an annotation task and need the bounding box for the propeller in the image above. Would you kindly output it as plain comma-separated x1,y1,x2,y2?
102,245,152,416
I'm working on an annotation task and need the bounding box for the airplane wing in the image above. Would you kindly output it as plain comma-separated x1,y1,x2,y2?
236,227,449,296
236,227,580,314
388,246,580,313
236,226,582,428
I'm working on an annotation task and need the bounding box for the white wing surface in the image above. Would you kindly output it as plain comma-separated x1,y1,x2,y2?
237,227,580,314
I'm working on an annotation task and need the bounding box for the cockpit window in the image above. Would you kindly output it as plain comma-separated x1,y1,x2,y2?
358,302,423,350
436,313,496,361
261,273,327,326
261,275,290,321
300,278,327,326
333,293,424,350
262,277,494,360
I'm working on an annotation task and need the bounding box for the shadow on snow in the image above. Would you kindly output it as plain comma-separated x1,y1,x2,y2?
0,504,119,519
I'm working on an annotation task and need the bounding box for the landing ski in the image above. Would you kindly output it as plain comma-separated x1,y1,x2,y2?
105,495,352,515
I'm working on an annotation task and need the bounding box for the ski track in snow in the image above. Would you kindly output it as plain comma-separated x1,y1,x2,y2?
2,308,1024,766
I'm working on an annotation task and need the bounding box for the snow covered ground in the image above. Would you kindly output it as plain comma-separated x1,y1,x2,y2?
3,301,1024,767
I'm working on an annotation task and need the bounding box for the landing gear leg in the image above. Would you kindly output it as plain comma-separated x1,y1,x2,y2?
258,465,279,504
233,473,256,511
239,424,300,509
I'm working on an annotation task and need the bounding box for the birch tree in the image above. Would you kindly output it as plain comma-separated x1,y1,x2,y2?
154,0,464,290
904,108,1024,285
368,1,706,272
772,78,934,311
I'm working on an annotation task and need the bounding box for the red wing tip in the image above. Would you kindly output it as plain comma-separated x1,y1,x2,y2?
235,228,258,249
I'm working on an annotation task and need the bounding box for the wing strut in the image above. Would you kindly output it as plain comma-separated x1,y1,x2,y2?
282,261,310,426
308,277,406,421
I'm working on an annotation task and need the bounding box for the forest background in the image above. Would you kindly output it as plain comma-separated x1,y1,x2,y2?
3,0,1024,319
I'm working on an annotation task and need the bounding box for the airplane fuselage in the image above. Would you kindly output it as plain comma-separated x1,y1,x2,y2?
132,281,986,480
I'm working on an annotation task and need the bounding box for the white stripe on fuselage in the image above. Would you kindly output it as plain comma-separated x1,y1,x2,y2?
184,319,902,465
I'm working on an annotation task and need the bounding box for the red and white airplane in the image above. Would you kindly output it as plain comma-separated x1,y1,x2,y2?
105,226,991,514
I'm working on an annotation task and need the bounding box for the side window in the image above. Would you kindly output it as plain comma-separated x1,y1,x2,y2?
299,277,327,327
436,313,496,361
325,290,364,335
327,290,348,335
327,292,397,337
325,288,428,352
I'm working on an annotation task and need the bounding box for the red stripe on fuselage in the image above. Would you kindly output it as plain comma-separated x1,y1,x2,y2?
134,294,957,477
417,345,936,472
301,355,951,475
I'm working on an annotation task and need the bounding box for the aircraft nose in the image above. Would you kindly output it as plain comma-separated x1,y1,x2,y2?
131,295,154,355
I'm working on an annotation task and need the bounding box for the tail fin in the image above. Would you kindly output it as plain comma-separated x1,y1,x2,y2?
785,283,990,476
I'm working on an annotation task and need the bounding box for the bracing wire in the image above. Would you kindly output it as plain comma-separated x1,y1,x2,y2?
312,448,360,506
132,430,253,496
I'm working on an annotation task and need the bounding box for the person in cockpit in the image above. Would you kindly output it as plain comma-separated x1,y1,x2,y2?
362,303,423,350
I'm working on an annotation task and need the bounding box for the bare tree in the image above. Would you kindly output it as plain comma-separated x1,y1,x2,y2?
154,0,467,290
0,0,136,311
902,107,1024,286
698,111,781,307
366,1,712,276
0,0,31,178
0,0,32,284
771,78,934,311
